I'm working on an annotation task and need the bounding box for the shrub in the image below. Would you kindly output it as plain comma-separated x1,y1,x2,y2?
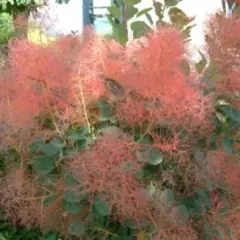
0,11,239,240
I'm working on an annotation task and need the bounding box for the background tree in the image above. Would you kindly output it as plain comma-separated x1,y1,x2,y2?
0,0,70,38
107,0,194,45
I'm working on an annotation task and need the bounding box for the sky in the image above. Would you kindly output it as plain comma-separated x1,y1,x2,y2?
34,0,223,58
178,0,222,49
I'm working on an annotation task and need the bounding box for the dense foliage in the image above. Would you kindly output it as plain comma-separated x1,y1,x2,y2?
0,1,240,240
107,0,195,44
0,0,70,15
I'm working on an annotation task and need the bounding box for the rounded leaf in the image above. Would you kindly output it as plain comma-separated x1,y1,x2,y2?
148,148,164,165
131,21,151,39
33,155,55,174
108,6,122,21
222,138,234,154
164,0,180,7
126,6,138,20
64,172,79,187
63,190,88,203
68,221,85,237
160,189,175,208
218,105,240,122
42,138,64,157
168,7,192,27
43,232,59,240
68,127,88,141
62,199,82,214
97,100,115,121
94,196,111,216
172,205,189,222
113,24,128,45
43,194,58,206
196,189,211,210
123,218,137,230
136,7,153,18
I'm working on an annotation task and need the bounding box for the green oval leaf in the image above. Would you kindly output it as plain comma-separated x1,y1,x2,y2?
126,6,138,20
135,169,144,180
42,138,64,157
94,196,111,216
222,137,234,154
68,221,85,237
195,51,207,74
97,100,115,121
148,148,164,165
123,218,137,229
68,127,88,141
64,172,79,187
38,174,57,186
131,21,151,39
112,24,128,45
43,232,59,240
63,190,88,203
33,155,55,174
106,14,117,27
62,199,82,214
43,194,59,206
164,0,181,7
30,138,45,154
195,189,211,210
168,7,191,27
172,205,189,222
160,189,175,208
108,6,122,21
145,12,153,25
154,2,163,19
218,105,240,122
136,7,153,18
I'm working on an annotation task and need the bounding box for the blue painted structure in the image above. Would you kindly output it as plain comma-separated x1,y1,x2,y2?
82,0,113,34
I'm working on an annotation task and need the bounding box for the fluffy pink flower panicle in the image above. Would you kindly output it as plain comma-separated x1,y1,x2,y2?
117,27,213,131
0,69,41,128
151,130,189,163
116,93,151,125
0,37,78,129
69,128,150,222
153,222,199,240
207,150,240,200
0,168,66,231
72,28,109,103
205,14,240,93
121,27,185,98
102,38,125,81
9,39,75,104
0,169,45,227
72,28,125,105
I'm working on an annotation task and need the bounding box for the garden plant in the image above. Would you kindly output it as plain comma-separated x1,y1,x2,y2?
0,0,240,239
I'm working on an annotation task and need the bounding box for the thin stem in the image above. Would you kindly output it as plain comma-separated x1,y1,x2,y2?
137,120,154,144
217,205,240,217
146,207,157,228
74,77,91,133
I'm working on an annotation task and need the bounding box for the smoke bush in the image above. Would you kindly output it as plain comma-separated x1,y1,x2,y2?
69,129,150,222
205,14,240,93
0,13,239,239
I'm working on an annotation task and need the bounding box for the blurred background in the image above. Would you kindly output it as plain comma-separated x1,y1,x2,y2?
0,0,223,59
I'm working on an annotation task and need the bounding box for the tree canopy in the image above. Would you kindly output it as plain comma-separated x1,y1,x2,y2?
0,0,70,16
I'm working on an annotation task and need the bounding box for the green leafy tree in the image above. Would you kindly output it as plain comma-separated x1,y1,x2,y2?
107,0,195,45
0,0,70,38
